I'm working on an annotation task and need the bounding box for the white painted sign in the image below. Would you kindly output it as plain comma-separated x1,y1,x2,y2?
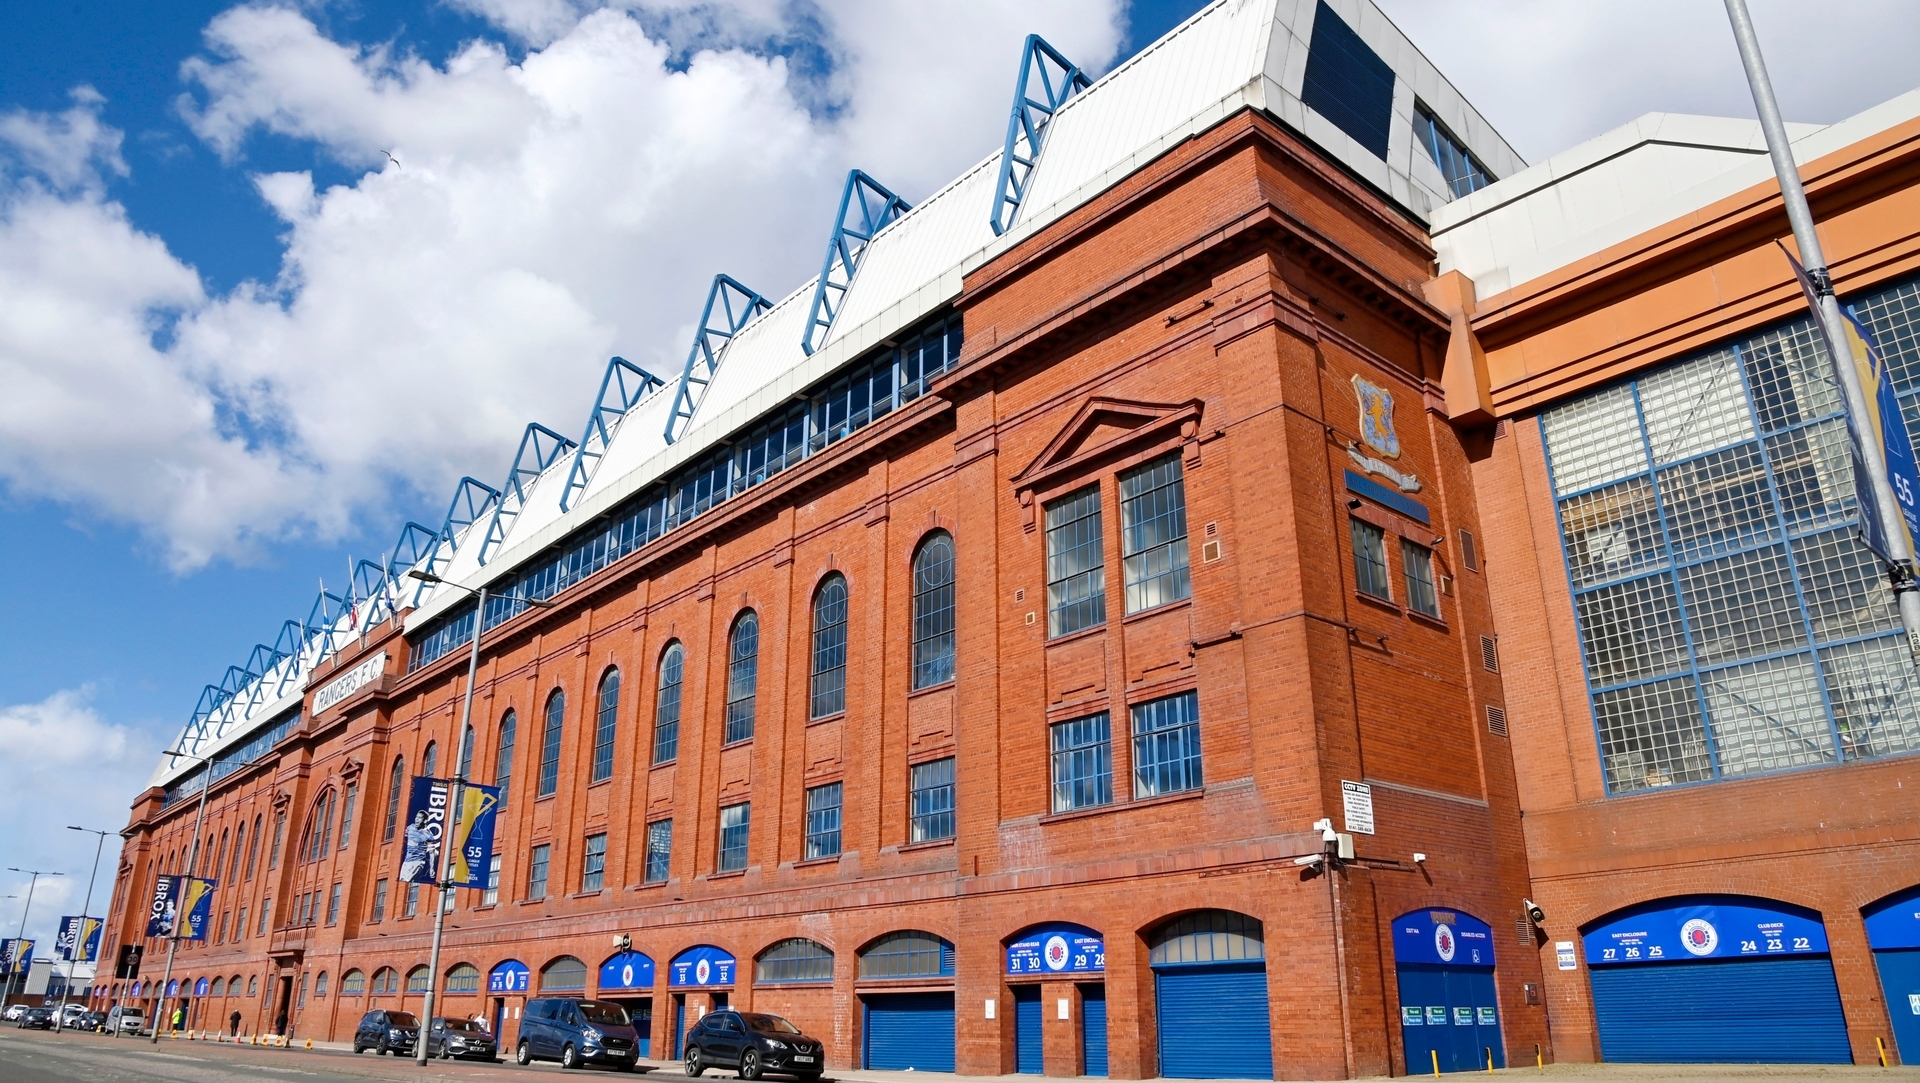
313,651,387,713
1556,941,1577,971
1057,998,1070,1020
1341,781,1375,835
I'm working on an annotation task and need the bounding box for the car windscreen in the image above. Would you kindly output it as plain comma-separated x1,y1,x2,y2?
444,1020,486,1034
385,1012,421,1027
744,1014,802,1035
578,1001,630,1026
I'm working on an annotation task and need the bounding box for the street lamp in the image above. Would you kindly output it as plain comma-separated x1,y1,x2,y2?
55,826,117,1032
145,746,239,1044
5,868,62,1001
403,569,551,1064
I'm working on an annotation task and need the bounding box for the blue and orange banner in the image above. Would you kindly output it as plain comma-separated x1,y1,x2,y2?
56,916,103,962
145,875,217,940
401,777,499,887
0,938,32,977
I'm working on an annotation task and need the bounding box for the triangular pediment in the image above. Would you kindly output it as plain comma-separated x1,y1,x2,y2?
1012,396,1204,492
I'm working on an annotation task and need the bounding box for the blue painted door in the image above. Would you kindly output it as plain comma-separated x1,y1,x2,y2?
1589,956,1849,1063
1876,949,1920,1064
672,997,686,1059
863,993,955,1072
1397,964,1502,1072
1014,986,1042,1073
1081,985,1108,1077
1154,962,1272,1079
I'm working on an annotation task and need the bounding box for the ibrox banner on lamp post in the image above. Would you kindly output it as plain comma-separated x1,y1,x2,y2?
401,777,499,887
56,916,103,963
145,875,217,940
0,938,32,977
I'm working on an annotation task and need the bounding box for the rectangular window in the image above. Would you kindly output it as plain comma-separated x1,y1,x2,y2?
403,883,419,918
338,783,356,848
909,757,956,843
1120,455,1192,613
528,843,551,900
804,783,843,861
1402,539,1440,618
644,820,672,883
326,883,341,926
1299,0,1395,159
1132,691,1203,798
483,855,501,906
269,813,284,868
1050,713,1114,812
370,879,387,923
1046,486,1107,637
236,907,247,939
1415,103,1494,198
1351,519,1391,600
217,911,228,943
581,833,607,893
258,900,271,937
717,804,750,872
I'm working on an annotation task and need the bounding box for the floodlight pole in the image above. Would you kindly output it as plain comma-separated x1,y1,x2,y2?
1724,0,1920,661
151,751,213,1043
417,584,485,1064
54,827,113,1032
5,868,59,1002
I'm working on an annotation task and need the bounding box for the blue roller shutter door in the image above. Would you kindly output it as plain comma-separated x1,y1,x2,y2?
1155,962,1273,1079
1082,986,1109,1076
864,993,956,1072
1014,986,1042,1073
1589,956,1849,1063
1874,949,1920,1064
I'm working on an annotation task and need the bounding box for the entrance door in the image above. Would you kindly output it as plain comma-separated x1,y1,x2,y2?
1012,985,1041,1074
863,992,956,1072
1876,949,1920,1064
1154,963,1272,1079
672,995,687,1059
1080,984,1108,1077
1398,964,1502,1072
608,997,653,1058
492,998,505,1042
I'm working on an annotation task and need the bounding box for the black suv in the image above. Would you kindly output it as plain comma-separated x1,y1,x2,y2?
684,1009,824,1081
428,1016,498,1061
351,1009,422,1055
514,997,640,1070
16,1007,55,1030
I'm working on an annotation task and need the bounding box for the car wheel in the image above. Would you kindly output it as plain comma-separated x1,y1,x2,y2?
739,1048,763,1081
353,1042,364,1054
561,1043,580,1070
517,1040,534,1066
686,1045,705,1078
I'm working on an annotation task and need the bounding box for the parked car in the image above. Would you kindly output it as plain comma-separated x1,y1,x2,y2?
351,1009,421,1056
513,997,639,1070
105,1005,145,1036
684,1009,824,1082
71,1010,106,1032
2,1005,25,1022
427,1016,497,1061
17,1007,55,1030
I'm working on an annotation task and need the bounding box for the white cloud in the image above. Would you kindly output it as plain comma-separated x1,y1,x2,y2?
0,86,127,194
0,690,153,950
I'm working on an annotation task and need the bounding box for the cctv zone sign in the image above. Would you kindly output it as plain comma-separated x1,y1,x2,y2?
400,776,499,887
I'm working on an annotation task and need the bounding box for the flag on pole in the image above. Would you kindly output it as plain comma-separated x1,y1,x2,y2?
344,556,361,631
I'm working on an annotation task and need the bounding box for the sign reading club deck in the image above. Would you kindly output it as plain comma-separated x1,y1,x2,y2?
313,651,387,713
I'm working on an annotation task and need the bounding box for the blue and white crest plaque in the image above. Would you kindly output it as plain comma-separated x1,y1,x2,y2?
1352,375,1401,459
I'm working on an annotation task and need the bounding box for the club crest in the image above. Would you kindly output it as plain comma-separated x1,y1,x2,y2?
1352,375,1402,460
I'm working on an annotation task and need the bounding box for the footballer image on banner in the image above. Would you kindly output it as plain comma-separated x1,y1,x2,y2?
56,916,103,963
146,876,181,939
400,776,446,884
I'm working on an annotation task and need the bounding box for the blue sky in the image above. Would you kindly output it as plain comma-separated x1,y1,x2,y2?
1,0,1914,947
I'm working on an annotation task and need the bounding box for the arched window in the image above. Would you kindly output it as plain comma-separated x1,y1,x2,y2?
538,691,564,798
270,811,285,868
422,741,438,780
230,821,246,882
911,533,956,689
457,724,475,781
810,575,849,718
405,966,431,995
653,643,683,764
305,790,334,863
372,967,399,995
495,711,516,808
756,938,834,983
314,972,329,998
725,612,759,743
540,955,588,993
215,830,229,883
858,931,954,978
339,782,356,848
341,969,366,996
1147,910,1265,965
446,963,480,994
245,815,261,879
248,975,258,997
591,669,620,783
210,977,225,996
384,756,405,842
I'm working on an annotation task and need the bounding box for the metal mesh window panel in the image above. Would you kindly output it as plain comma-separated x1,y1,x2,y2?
1481,636,1499,672
1791,528,1900,644
1766,420,1857,534
1699,653,1837,776
483,856,499,906
1592,676,1713,792
1655,442,1776,564
1638,350,1755,465
582,833,607,892
810,577,849,718
1046,487,1107,636
1558,477,1667,587
1820,637,1920,760
654,644,683,764
644,819,672,883
757,939,834,983
446,964,480,995
725,613,759,743
592,670,619,783
1741,318,1841,430
528,843,550,900
1350,519,1391,599
1542,383,1647,493
859,932,953,979
1120,455,1192,613
804,782,843,861
541,957,587,993
1401,539,1440,618
1131,691,1202,799
1148,910,1264,965
1856,278,1920,391
1050,713,1114,812
718,802,751,872
909,757,955,843
911,534,957,689
1676,545,1804,666
1485,705,1508,736
1460,529,1479,572
538,692,564,798
494,711,515,808
1573,574,1689,686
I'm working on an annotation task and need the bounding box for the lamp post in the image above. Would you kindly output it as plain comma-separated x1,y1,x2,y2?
404,569,551,1065
5,869,61,1002
148,747,221,1044
55,826,116,1032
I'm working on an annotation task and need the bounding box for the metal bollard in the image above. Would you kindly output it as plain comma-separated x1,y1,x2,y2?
1535,1043,1543,1069
1432,1050,1441,1078
1879,1036,1889,1068
1486,1047,1494,1073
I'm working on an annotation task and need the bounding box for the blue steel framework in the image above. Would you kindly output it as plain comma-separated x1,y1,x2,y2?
564,356,665,509
990,35,1090,237
801,170,911,356
665,276,772,444
1540,273,1920,795
477,423,578,566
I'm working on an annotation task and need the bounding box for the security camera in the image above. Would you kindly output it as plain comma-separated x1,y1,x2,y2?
1411,853,1427,864
1314,818,1338,845
1292,854,1324,867
1524,899,1546,925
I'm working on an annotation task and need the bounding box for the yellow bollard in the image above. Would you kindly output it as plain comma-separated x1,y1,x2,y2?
1879,1036,1889,1068
305,1038,313,1051
250,1034,257,1046
1486,1047,1494,1073
1535,1043,1543,1069
1432,1050,1441,1078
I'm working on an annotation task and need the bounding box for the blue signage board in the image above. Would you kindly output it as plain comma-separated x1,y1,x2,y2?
145,876,216,941
195,977,210,996
600,951,656,992
1005,924,1104,976
1583,896,1829,965
669,946,736,988
489,959,531,994
401,778,499,887
167,979,179,996
1392,910,1495,968
1866,887,1920,950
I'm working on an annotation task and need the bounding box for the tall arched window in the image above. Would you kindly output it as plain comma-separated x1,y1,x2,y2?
538,690,564,798
495,710,516,807
422,741,438,780
725,612,759,743
457,724,475,780
811,576,849,718
306,790,334,862
214,830,229,884
653,643,683,764
245,815,261,879
912,533,956,689
230,821,246,881
384,756,405,841
591,669,620,784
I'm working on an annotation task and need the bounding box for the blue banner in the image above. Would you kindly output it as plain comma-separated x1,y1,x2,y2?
1583,896,1829,965
488,959,531,994
600,951,656,992
195,977,210,996
402,777,499,887
145,876,216,941
56,916,103,963
1006,924,1104,976
1392,909,1495,968
669,946,735,987
0,938,31,977
1865,887,1920,951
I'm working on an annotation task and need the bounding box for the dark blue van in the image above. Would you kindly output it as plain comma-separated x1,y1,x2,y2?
514,997,641,1070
